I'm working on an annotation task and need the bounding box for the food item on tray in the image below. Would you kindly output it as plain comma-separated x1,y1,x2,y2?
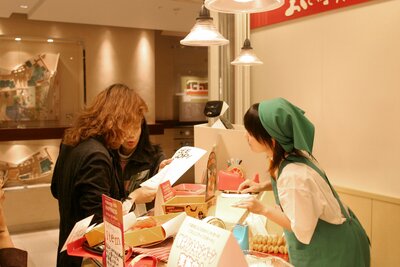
130,216,157,230
250,234,288,255
245,253,293,267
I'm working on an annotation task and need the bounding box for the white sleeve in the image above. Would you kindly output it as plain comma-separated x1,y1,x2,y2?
277,163,324,244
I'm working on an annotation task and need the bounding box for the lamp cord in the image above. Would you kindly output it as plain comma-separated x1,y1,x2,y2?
246,13,249,40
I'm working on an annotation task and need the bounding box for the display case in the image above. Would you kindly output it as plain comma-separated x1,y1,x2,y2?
0,35,85,133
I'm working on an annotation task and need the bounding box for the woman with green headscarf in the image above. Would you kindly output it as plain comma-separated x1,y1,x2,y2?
233,98,370,267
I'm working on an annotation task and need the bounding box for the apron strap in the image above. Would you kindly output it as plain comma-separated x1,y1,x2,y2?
279,155,351,221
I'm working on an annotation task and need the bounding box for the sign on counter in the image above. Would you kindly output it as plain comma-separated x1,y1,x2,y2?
102,194,125,267
167,216,247,267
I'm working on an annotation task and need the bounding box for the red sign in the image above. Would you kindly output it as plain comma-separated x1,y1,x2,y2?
102,194,125,267
251,0,373,29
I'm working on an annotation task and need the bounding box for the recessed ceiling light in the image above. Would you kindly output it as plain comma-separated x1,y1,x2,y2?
20,5,29,9
15,37,22,41
47,39,54,43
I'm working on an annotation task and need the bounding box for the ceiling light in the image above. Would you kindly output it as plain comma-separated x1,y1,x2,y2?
180,4,229,46
19,5,29,9
231,38,263,66
15,37,22,41
231,13,263,66
205,0,284,13
47,39,54,43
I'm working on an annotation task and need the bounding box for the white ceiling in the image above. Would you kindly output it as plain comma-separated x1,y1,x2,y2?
0,0,204,33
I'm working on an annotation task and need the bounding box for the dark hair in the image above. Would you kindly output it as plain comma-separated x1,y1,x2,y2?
138,118,160,155
243,103,303,178
63,83,148,149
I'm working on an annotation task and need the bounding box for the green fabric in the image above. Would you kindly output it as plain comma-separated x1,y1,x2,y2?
258,98,315,153
270,155,370,267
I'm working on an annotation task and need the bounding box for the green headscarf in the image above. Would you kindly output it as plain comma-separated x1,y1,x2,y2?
258,98,315,153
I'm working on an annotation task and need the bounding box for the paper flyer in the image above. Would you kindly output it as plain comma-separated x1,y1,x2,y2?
61,215,94,252
140,146,207,189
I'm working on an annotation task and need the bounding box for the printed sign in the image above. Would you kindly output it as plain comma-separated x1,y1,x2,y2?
102,194,125,267
141,146,207,189
251,0,372,29
167,216,247,267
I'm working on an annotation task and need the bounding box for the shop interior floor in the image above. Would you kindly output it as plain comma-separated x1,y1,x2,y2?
11,228,58,267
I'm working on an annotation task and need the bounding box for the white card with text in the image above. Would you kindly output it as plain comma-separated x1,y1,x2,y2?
140,146,206,189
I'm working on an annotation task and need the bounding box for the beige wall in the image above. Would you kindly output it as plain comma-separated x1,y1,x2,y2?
250,0,400,198
0,14,156,122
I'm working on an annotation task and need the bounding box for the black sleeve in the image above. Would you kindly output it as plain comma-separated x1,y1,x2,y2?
0,248,27,267
74,151,114,224
50,143,64,199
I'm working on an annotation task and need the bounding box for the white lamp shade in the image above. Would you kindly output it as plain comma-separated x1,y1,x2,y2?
231,39,263,66
205,0,285,14
180,18,230,46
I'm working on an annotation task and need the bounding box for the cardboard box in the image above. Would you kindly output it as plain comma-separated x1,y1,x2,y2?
85,212,185,247
124,212,183,247
173,183,206,195
162,195,215,219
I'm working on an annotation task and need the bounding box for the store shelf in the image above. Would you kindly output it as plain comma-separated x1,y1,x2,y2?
0,123,165,141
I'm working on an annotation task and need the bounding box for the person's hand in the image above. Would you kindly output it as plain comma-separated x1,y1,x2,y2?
128,187,157,204
0,189,14,248
158,158,173,172
238,173,263,193
231,196,268,215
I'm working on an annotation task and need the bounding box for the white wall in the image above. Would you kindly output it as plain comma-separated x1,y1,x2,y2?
194,124,268,183
250,0,400,198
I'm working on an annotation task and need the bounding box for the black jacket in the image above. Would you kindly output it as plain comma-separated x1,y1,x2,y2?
114,120,165,211
51,137,125,267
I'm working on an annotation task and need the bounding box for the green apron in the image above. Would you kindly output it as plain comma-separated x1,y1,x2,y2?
271,155,370,267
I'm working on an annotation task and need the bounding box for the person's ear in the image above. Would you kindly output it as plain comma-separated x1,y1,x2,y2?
271,139,276,148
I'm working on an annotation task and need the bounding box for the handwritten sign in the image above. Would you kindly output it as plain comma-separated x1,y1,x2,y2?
251,0,372,29
102,194,125,267
167,216,247,267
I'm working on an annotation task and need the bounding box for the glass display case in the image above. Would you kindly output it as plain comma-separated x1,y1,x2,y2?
0,35,85,139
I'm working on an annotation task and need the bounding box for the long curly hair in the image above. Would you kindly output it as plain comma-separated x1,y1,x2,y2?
63,83,148,149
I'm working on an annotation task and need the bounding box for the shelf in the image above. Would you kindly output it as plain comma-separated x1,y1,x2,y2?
0,123,165,141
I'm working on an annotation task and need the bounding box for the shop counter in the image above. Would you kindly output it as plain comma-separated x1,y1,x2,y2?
80,190,269,267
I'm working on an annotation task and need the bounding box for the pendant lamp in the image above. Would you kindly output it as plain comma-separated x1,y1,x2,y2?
231,14,263,66
205,0,284,14
231,38,263,65
180,4,229,46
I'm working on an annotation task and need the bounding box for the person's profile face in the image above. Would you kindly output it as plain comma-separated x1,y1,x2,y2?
245,131,272,156
121,124,142,154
